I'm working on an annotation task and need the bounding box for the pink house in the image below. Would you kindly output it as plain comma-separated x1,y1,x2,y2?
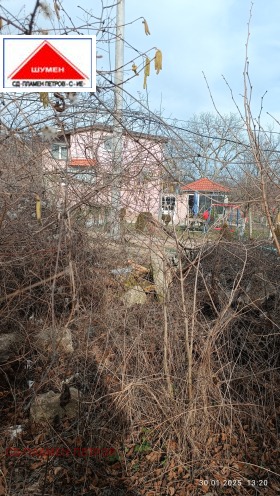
43,124,167,225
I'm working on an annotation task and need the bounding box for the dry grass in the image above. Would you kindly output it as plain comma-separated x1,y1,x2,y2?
0,199,279,494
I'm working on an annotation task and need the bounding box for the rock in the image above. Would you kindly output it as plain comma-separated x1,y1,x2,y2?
161,213,171,226
30,387,79,423
0,333,22,364
36,327,74,354
30,391,62,422
135,211,154,232
111,267,133,276
56,327,74,354
151,251,173,301
122,285,147,308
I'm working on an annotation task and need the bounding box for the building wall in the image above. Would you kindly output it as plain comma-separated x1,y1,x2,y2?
170,191,228,226
174,193,188,224
42,128,164,222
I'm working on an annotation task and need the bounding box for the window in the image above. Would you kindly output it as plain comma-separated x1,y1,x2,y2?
51,143,68,160
68,167,96,183
188,194,194,210
199,195,211,212
103,137,113,152
162,195,176,211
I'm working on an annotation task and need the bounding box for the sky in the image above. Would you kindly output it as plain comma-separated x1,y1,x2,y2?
2,0,280,125
124,0,280,124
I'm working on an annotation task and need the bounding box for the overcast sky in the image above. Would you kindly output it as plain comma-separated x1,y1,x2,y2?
2,0,280,125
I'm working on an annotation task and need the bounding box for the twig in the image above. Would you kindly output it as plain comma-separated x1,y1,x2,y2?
0,267,70,304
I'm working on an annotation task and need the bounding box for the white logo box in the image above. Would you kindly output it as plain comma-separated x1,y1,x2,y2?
0,35,96,92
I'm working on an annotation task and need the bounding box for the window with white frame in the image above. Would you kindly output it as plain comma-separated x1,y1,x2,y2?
162,195,176,211
51,143,68,160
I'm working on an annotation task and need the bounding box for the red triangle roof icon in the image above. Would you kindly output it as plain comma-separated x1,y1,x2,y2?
9,40,88,80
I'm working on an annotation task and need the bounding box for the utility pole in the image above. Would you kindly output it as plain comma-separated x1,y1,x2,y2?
110,0,124,238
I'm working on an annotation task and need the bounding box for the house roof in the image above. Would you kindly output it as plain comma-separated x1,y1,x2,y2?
69,158,96,167
62,124,168,144
181,177,230,192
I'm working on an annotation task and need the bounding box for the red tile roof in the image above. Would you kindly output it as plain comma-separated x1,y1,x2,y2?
69,158,96,167
181,177,230,192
